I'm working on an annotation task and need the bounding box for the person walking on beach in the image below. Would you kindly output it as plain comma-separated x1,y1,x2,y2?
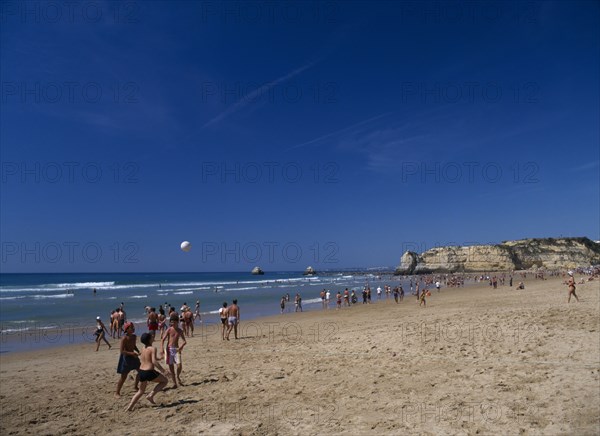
226,299,240,340
336,291,342,309
325,290,331,308
435,281,441,292
280,296,286,314
393,287,399,304
219,302,228,339
115,322,140,398
399,285,404,301
112,309,121,338
194,300,201,323
567,273,579,303
94,316,112,351
419,290,427,307
125,333,168,411
161,315,187,388
320,290,326,309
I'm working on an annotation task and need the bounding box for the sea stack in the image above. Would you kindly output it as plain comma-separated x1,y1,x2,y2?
303,266,317,276
251,266,264,275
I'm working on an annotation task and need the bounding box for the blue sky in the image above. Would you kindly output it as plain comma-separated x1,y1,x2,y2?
1,0,598,272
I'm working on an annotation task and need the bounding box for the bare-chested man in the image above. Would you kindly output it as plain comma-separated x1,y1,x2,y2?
183,309,194,337
161,315,187,388
111,309,120,338
226,299,240,340
147,307,159,339
115,322,140,398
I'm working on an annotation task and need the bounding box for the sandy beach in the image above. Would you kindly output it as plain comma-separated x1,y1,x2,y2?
1,276,598,435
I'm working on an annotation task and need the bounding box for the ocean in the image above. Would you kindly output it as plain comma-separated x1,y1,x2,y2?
0,271,409,353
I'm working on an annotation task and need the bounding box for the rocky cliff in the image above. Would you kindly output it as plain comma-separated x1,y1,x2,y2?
395,237,600,274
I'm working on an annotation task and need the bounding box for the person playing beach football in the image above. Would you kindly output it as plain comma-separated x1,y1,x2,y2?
125,333,168,412
161,315,187,388
115,322,141,397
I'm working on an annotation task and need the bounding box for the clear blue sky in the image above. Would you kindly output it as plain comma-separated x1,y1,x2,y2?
1,1,598,273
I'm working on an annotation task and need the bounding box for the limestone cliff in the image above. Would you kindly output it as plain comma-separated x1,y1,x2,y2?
395,237,600,274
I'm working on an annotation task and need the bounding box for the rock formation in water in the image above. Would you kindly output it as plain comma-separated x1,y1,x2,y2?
303,266,317,276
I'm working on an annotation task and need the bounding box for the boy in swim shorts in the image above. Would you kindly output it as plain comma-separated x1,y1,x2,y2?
115,322,140,397
161,315,187,388
125,332,168,411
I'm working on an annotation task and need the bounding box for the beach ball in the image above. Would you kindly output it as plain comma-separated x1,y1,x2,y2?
180,241,192,252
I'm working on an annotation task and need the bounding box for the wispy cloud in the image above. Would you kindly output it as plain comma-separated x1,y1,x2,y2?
569,160,600,172
285,113,391,151
201,61,316,129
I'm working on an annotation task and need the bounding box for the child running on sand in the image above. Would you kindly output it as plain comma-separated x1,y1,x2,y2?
161,315,187,388
115,322,140,397
125,333,168,411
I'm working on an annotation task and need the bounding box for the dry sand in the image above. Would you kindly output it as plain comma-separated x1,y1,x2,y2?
1,276,599,435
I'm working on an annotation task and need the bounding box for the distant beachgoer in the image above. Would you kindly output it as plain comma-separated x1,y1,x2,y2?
376,286,382,299
93,288,97,295
219,302,228,339
158,307,167,339
509,276,513,287
320,290,326,309
362,289,367,304
399,285,404,301
343,288,350,307
351,290,357,304
194,300,201,323
516,282,525,290
295,293,302,312
367,287,372,303
419,290,426,307
567,274,579,303
280,296,286,314
393,287,399,304
94,316,112,351
161,315,187,388
147,308,158,339
336,292,342,309
325,290,331,308
226,299,240,340
435,281,441,292
125,333,168,411
183,309,194,337
110,310,119,338
115,322,140,398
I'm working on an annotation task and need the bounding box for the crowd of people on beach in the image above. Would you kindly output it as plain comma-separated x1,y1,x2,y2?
92,297,241,411
90,267,596,411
